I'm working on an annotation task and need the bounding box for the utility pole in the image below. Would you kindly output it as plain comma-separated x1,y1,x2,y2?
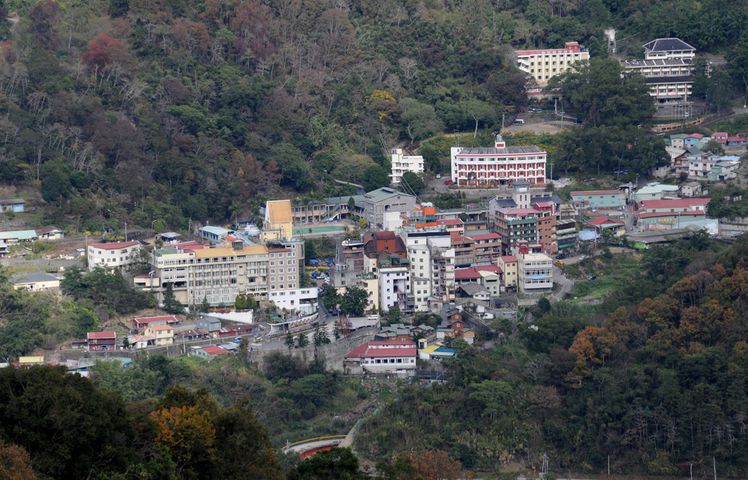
607,455,611,478
124,222,128,241
690,463,693,480
713,456,717,480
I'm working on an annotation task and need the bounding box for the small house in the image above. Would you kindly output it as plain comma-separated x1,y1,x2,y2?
144,325,174,346
0,198,25,213
36,226,64,241
133,315,179,330
193,345,231,360
87,331,117,351
0,230,37,244
10,272,60,291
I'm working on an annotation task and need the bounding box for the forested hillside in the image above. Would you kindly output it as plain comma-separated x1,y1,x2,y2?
0,0,746,231
356,235,748,476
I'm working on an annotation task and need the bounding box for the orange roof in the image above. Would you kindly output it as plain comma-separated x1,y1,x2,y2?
422,207,437,216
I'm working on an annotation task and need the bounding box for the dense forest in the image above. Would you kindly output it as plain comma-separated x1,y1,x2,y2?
0,0,746,231
356,235,748,476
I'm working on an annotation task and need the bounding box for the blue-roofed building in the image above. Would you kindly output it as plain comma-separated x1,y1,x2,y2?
199,225,233,244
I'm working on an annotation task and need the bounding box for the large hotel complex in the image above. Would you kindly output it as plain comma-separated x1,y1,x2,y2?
450,135,547,187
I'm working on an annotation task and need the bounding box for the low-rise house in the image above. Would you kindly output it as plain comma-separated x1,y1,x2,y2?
144,325,174,346
586,216,626,237
457,283,490,302
680,182,702,198
17,356,45,368
197,315,222,333
344,340,417,375
87,241,141,271
570,190,626,210
0,198,25,213
36,226,64,240
418,340,457,360
199,225,234,244
193,345,231,360
707,158,740,182
0,241,8,257
0,229,37,244
128,335,155,349
727,135,747,146
711,132,728,144
87,331,117,351
133,315,180,330
10,272,60,291
633,183,680,202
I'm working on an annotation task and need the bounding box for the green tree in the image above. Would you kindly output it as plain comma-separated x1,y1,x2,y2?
162,283,184,314
109,0,129,17
386,305,401,323
296,333,309,349
285,332,295,351
400,171,425,195
399,98,444,144
339,286,369,316
553,58,655,128
288,448,362,480
362,165,390,191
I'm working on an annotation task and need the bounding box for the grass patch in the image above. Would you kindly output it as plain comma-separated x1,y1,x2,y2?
568,254,642,306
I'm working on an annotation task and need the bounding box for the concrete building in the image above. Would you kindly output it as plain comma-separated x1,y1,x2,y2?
267,287,318,314
378,253,410,313
144,325,174,346
87,241,141,271
148,238,303,308
362,187,417,230
636,197,714,232
200,226,233,244
36,226,64,241
451,135,546,187
498,255,518,290
401,229,455,311
344,340,417,376
515,244,553,293
390,148,424,185
262,199,294,241
621,38,696,102
514,41,590,86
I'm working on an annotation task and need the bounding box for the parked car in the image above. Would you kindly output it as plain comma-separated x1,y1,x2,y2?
443,179,454,185
555,253,566,260
513,118,525,125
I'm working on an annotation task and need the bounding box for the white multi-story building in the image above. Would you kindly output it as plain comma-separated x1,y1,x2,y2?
377,254,410,313
400,228,454,312
621,38,696,103
514,41,590,86
451,135,546,187
515,244,553,293
87,241,141,271
390,148,425,185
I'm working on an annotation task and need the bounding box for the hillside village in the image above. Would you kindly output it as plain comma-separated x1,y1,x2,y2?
3,3,748,475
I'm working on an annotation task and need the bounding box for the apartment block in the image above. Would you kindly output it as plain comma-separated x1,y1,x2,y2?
514,41,590,85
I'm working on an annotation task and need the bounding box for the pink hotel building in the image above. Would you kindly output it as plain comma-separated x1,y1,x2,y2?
450,135,547,187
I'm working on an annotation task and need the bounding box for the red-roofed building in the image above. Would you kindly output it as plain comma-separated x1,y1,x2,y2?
344,340,417,375
87,241,141,271
87,331,117,351
711,132,728,144
727,135,747,146
451,232,475,267
195,345,231,360
586,216,625,236
636,198,713,232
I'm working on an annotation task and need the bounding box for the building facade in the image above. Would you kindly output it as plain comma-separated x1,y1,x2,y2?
514,41,590,86
450,135,546,187
390,148,424,185
362,188,417,230
87,241,141,271
621,38,696,102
